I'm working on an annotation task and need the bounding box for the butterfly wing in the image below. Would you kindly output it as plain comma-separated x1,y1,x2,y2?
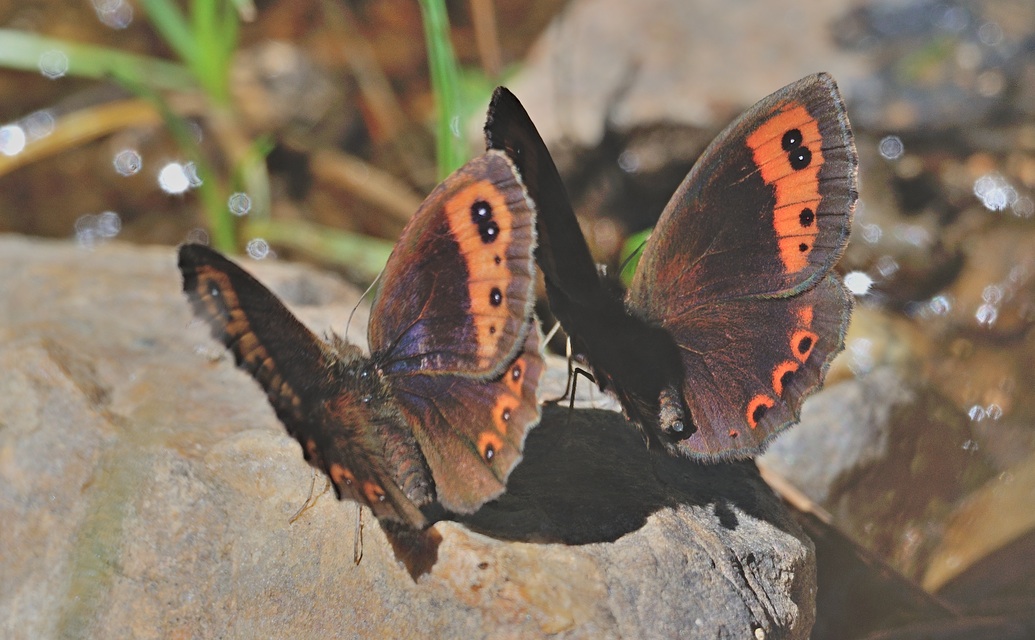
485,87,603,307
368,151,538,380
629,73,856,306
628,73,857,458
367,150,545,513
669,275,850,457
178,244,427,527
387,324,544,514
485,87,685,427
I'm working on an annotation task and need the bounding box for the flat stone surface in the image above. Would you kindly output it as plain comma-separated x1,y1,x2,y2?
0,236,815,639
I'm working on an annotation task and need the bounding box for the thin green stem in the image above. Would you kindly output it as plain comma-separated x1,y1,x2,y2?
418,0,466,179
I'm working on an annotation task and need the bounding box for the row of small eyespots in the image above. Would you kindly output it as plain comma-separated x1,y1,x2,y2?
477,358,527,462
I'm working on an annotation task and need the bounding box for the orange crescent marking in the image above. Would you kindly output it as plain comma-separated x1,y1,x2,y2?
745,104,825,275
443,182,516,369
772,360,800,396
791,329,818,362
746,395,776,429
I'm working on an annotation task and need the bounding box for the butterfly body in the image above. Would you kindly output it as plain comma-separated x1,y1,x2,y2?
179,151,544,529
487,74,856,460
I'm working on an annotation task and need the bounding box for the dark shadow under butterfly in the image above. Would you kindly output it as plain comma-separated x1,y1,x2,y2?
485,73,857,459
178,150,544,529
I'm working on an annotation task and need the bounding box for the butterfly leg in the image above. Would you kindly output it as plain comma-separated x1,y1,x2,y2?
544,334,583,405
568,365,596,411
289,469,332,524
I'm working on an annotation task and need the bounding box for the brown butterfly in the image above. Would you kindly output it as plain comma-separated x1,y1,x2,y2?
178,150,544,529
485,74,856,459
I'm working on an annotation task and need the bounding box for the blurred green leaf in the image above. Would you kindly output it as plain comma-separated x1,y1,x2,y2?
0,29,195,91
619,228,652,287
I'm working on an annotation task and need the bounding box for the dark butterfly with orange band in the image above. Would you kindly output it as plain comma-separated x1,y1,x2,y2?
485,73,857,459
178,150,544,529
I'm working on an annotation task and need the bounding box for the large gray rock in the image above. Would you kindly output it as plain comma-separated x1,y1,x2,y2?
503,0,869,148
0,236,815,639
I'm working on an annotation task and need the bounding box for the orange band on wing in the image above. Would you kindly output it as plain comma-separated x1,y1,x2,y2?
194,266,303,412
746,104,825,275
443,183,517,369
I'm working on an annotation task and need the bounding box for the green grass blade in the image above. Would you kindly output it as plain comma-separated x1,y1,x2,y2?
138,0,197,67
0,29,195,92
418,0,467,179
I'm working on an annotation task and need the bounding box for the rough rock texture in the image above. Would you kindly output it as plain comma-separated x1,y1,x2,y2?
0,236,815,639
502,0,869,147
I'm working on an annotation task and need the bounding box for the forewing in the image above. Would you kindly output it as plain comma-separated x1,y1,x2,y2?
178,244,426,527
369,151,537,380
485,87,603,305
629,73,857,313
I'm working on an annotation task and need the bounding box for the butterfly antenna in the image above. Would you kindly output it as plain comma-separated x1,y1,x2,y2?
346,270,383,342
353,503,365,565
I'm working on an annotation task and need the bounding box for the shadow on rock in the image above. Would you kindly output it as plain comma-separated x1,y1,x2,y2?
450,405,788,544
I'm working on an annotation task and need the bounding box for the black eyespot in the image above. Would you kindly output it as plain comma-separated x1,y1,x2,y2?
729,430,739,439
494,255,502,265
752,403,768,423
511,365,522,380
501,408,511,422
471,200,492,221
789,147,812,170
489,287,503,307
471,200,500,244
781,129,803,151
484,444,495,461
798,336,813,354
208,282,220,297
799,242,809,253
780,369,795,392
489,325,496,335
476,220,499,244
799,207,815,227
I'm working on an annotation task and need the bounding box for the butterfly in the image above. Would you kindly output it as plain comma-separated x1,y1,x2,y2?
178,150,544,529
485,73,856,459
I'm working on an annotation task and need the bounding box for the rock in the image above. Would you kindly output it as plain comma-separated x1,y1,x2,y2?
503,0,870,148
0,236,815,639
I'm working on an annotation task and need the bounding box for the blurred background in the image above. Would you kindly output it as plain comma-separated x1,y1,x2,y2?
1,1,1034,637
